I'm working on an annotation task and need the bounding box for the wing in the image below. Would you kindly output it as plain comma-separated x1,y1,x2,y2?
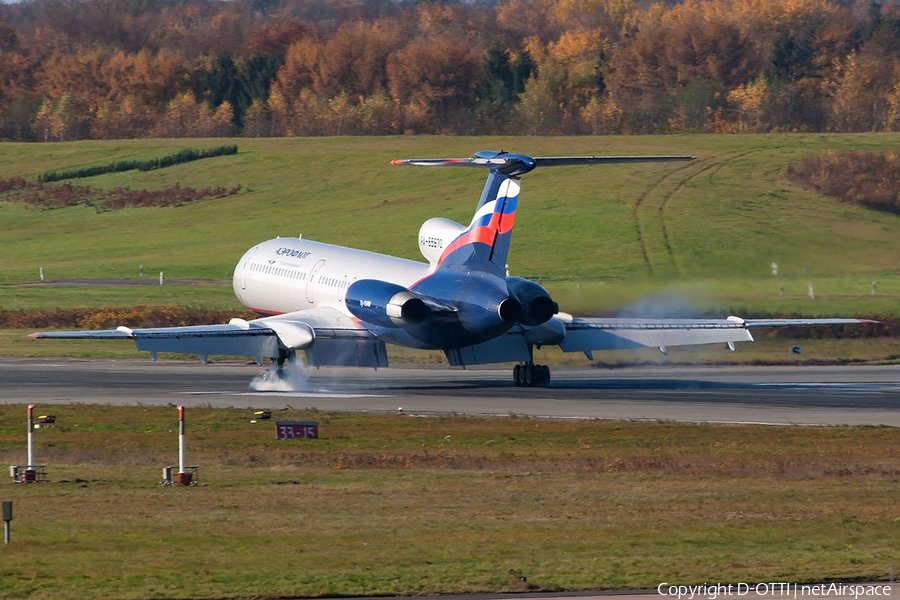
444,313,875,367
556,314,876,357
30,307,388,368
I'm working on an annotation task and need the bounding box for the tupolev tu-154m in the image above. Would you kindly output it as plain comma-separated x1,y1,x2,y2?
31,151,872,387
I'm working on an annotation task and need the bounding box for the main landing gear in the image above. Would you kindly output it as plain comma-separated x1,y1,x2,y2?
260,351,293,381
513,362,550,387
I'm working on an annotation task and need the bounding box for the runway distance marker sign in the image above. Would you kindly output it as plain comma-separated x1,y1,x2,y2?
275,421,319,440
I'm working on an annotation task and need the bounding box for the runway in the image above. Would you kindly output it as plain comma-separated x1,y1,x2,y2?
2,357,900,426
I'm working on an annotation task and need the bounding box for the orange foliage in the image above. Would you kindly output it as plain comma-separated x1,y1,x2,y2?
0,0,898,137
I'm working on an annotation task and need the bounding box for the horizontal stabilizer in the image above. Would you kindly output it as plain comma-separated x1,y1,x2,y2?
533,156,694,167
393,152,694,176
391,157,507,168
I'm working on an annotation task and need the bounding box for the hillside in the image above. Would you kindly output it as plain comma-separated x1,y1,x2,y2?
2,134,900,290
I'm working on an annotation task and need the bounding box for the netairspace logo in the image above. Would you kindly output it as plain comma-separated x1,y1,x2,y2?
658,583,892,600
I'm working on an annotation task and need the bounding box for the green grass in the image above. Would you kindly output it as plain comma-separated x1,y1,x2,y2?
0,282,242,311
1,406,899,600
3,135,900,284
4,135,900,361
6,277,900,316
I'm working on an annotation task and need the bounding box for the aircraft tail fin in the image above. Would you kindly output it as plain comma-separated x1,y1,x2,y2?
392,151,692,276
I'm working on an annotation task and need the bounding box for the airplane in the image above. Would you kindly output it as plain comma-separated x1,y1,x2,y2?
31,150,872,387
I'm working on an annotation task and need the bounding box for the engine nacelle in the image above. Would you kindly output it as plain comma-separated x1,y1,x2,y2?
506,276,558,326
418,218,466,264
346,279,430,328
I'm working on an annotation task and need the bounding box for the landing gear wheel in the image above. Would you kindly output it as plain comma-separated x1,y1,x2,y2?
540,365,551,387
523,363,533,386
274,350,294,380
513,362,551,387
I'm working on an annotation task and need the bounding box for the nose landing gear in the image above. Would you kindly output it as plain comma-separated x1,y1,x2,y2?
513,362,550,387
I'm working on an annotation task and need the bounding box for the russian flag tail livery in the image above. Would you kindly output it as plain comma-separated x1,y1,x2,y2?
392,151,695,277
425,171,519,276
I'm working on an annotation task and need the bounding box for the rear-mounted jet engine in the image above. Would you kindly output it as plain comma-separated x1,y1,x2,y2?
506,276,558,326
346,279,430,328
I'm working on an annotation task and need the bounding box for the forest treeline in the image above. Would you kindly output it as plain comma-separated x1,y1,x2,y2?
4,0,900,139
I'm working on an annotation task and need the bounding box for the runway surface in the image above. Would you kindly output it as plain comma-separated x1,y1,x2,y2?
2,357,900,426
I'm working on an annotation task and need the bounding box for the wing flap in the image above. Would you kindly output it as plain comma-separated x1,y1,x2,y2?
445,332,531,367
30,306,388,366
33,323,281,359
557,316,874,353
30,330,133,340
559,319,754,352
743,318,878,327
305,337,389,368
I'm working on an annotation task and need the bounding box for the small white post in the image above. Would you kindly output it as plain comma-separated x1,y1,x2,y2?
39,268,44,282
159,271,164,286
2,501,10,544
178,405,185,474
26,405,34,467
140,265,144,278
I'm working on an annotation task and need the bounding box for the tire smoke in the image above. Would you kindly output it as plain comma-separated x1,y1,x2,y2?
249,355,311,392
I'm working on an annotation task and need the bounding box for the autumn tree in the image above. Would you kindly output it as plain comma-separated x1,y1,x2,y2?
515,30,608,134
242,98,270,137
473,45,533,134
92,95,155,139
387,35,482,133
312,20,404,98
605,12,761,133
829,5,900,131
153,91,200,138
5,0,900,138
274,36,321,101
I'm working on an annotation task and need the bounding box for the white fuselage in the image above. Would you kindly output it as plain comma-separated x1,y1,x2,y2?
232,238,431,316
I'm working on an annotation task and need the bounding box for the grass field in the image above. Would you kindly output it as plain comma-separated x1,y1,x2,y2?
2,135,900,363
5,276,900,315
3,137,900,600
3,135,900,285
1,406,898,600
